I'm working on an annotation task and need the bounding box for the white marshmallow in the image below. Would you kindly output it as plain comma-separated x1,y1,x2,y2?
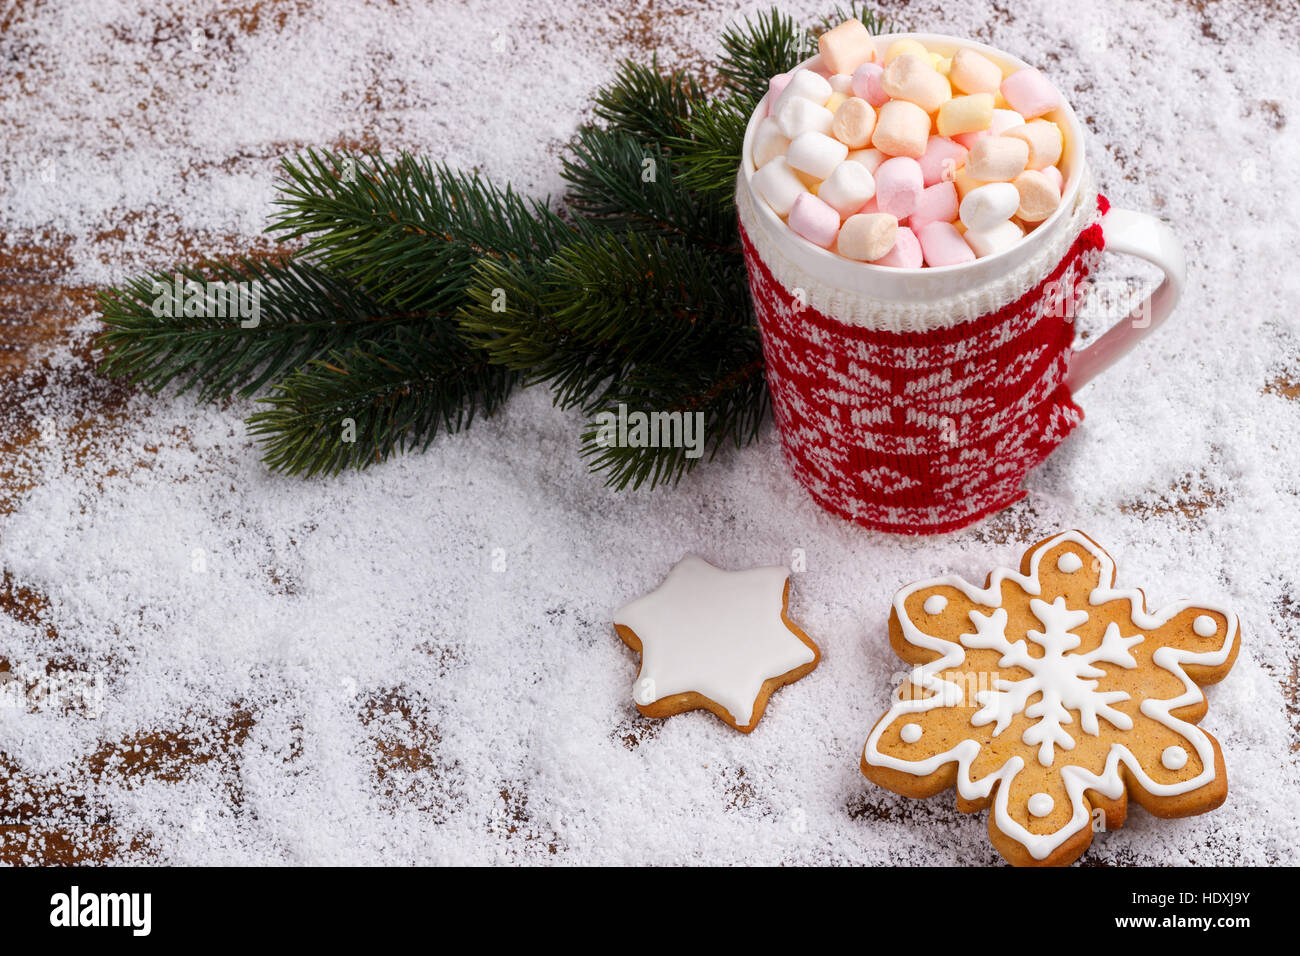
959,182,1021,231
775,96,835,139
773,69,833,115
751,157,807,217
817,160,876,217
963,219,1024,257
786,131,849,180
751,117,790,168
828,73,855,94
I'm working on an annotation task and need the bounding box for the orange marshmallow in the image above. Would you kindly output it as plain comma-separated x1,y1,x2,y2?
870,99,931,158
1004,120,1063,170
1012,169,1062,221
948,48,1003,95
965,135,1029,181
881,54,952,114
831,97,877,149
818,19,876,75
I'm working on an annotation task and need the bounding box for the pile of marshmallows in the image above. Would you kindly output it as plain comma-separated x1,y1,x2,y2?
750,20,1066,268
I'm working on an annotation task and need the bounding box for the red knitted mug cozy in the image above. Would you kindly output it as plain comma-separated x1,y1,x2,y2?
738,184,1109,535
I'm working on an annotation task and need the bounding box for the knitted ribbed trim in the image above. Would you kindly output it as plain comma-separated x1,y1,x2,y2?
735,168,1099,333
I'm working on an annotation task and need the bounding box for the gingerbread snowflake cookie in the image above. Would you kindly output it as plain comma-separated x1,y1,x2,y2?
860,530,1241,866
613,555,820,733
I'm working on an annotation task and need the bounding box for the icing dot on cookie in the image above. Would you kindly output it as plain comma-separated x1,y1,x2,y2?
1193,615,1217,637
923,595,947,615
1162,746,1188,771
1056,552,1083,573
900,722,922,744
1027,793,1054,817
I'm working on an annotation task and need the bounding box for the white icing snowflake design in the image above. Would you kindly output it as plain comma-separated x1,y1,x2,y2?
861,531,1240,865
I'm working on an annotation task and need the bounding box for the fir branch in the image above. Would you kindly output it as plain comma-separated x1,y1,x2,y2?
95,258,416,402
561,128,736,251
268,149,571,307
671,94,754,208
717,7,810,102
591,59,703,146
247,326,515,476
579,344,769,490
813,4,893,38
459,229,751,412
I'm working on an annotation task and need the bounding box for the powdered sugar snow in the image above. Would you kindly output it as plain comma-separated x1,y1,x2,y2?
0,0,1296,864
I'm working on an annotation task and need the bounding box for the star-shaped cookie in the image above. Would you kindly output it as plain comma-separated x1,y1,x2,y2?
613,554,820,733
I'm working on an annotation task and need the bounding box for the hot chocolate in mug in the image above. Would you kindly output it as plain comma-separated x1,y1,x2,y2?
737,33,1184,535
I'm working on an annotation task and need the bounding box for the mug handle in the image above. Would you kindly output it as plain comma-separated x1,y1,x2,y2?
1065,208,1186,392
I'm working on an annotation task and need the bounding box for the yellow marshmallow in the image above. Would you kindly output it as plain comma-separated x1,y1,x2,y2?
937,93,994,137
885,38,929,63
994,90,1010,110
825,91,848,113
934,56,952,76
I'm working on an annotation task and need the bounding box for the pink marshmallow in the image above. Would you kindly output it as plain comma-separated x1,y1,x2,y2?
908,181,959,232
857,196,880,215
917,221,975,267
1000,68,1060,120
851,62,890,108
873,156,924,220
918,136,969,187
1042,164,1064,193
767,72,793,115
788,192,841,248
871,225,922,268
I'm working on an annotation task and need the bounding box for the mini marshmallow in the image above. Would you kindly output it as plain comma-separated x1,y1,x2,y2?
774,70,833,115
1012,169,1062,222
871,99,930,158
751,157,807,216
831,97,877,149
908,181,959,231
872,225,922,267
825,92,848,114
874,156,925,220
775,96,835,139
845,147,886,173
837,212,898,261
817,160,876,217
948,48,1003,95
1000,68,1060,119
788,192,842,248
884,38,928,63
786,130,849,179
917,136,968,186
965,135,1029,181
851,62,890,107
1041,163,1064,193
953,164,980,200
936,93,993,137
767,72,793,115
952,107,1025,149
881,55,952,113
1004,119,1063,170
828,73,855,94
751,117,791,168
963,219,1024,257
959,181,1020,231
917,220,975,267
818,19,876,75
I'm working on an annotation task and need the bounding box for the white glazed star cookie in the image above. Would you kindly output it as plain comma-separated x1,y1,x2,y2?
860,530,1241,866
613,554,820,733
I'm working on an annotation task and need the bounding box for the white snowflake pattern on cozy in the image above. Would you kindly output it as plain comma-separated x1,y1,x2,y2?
738,188,1110,535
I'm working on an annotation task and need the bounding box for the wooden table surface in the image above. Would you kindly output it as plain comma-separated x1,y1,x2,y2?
1,0,1296,866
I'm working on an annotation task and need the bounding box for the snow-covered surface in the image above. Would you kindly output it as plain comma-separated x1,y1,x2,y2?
0,0,1296,864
